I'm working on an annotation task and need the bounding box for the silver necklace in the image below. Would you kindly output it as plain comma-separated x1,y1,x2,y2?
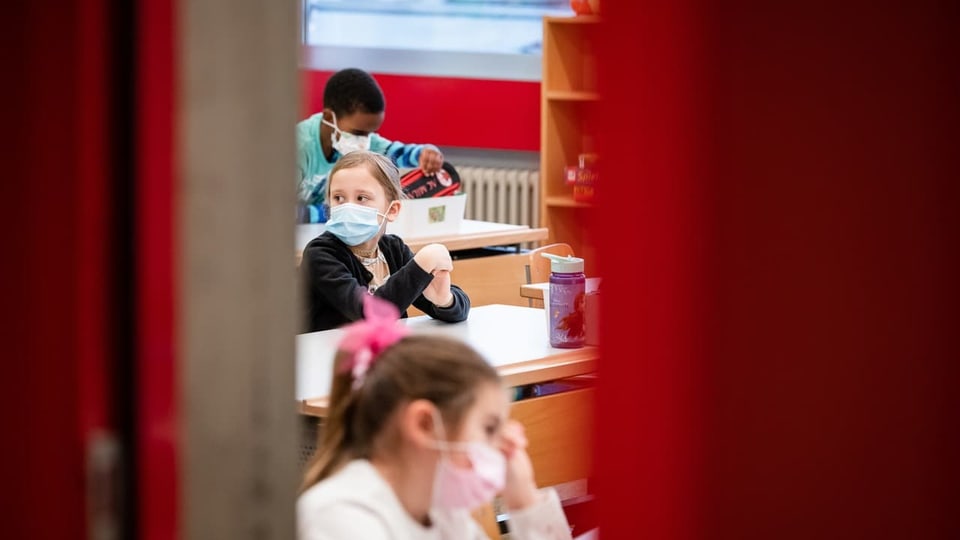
357,250,384,267
351,245,380,264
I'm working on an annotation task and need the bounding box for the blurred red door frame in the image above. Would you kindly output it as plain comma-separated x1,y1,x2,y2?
135,0,179,538
3,1,180,538
3,1,117,537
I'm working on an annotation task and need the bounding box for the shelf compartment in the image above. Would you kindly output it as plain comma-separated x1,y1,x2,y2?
541,100,598,200
542,18,600,94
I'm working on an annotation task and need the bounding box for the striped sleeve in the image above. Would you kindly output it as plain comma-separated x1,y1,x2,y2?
370,133,424,169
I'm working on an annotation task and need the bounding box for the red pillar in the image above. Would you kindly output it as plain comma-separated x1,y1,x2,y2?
595,1,706,538
136,0,179,538
596,1,959,538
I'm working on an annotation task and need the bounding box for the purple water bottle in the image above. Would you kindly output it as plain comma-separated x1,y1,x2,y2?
543,253,586,348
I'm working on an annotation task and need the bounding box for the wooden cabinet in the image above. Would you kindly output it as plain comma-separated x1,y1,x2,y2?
540,15,600,274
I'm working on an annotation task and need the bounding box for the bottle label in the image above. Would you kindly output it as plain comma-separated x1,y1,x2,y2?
549,281,586,347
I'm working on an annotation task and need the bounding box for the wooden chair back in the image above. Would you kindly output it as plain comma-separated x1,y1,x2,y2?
453,252,530,308
524,243,574,308
525,243,575,284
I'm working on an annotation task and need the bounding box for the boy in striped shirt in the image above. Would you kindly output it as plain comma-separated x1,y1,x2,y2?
296,68,447,222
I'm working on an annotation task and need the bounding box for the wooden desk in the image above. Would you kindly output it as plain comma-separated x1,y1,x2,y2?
296,304,598,415
296,220,548,261
520,277,603,301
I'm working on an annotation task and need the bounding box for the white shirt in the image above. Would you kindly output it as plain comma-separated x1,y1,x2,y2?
298,459,573,540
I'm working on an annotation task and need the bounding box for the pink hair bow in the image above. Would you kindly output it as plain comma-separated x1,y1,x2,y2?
338,294,410,388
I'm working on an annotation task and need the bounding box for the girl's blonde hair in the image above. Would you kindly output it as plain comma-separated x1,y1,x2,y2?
301,335,500,491
326,150,405,204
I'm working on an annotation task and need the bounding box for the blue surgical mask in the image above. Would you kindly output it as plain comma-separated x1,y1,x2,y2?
322,111,371,155
325,203,388,246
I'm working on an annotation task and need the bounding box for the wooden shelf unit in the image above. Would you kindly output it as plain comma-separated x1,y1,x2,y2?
545,90,600,102
540,15,600,275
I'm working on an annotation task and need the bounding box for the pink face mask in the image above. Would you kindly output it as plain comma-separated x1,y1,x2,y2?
430,411,506,510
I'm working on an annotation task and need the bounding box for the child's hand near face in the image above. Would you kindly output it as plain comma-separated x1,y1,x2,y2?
419,144,444,175
499,420,541,511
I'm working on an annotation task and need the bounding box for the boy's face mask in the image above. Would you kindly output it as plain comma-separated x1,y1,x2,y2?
322,111,372,155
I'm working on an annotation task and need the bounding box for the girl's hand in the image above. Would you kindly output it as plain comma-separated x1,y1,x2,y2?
499,420,540,511
413,243,453,274
423,269,454,308
419,145,444,175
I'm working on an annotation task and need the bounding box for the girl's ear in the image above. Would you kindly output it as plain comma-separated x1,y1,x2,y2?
385,200,401,222
398,398,439,450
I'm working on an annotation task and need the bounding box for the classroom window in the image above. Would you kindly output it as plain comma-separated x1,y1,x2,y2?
301,0,573,81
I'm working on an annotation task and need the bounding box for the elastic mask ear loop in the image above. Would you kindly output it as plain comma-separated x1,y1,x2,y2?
380,201,398,229
331,111,341,139
431,409,474,458
431,408,454,455
370,205,389,237
322,111,343,142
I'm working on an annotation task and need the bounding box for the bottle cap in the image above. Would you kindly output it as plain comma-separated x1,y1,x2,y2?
541,252,584,273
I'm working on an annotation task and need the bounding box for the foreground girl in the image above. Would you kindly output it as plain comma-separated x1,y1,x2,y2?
298,295,572,539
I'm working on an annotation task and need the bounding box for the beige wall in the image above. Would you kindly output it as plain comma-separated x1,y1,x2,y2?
180,1,300,537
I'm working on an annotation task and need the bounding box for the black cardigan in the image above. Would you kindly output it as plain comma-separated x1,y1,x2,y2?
300,232,470,332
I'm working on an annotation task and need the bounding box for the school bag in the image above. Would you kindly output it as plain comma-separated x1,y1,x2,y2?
400,161,461,199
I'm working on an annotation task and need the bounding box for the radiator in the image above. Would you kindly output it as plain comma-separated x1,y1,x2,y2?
458,166,540,228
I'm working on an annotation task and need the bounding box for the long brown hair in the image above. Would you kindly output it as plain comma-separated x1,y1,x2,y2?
301,334,500,491
326,150,405,204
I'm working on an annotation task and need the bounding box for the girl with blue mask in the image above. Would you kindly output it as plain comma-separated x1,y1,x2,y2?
324,201,393,247
299,150,472,333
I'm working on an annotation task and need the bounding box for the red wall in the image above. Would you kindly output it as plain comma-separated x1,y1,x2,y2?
302,70,540,151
